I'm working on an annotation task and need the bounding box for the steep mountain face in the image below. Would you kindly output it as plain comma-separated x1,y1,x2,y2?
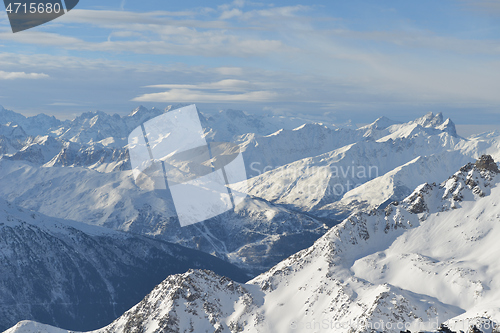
0,199,248,332
0,123,28,154
43,141,129,171
9,156,500,333
0,106,61,137
96,269,264,333
9,135,62,164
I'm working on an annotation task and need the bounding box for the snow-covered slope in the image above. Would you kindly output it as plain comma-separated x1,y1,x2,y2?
0,198,248,332
237,114,499,215
320,150,474,218
0,159,328,274
238,122,464,212
9,156,500,333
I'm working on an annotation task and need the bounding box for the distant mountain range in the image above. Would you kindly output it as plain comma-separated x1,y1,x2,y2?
1,105,500,332
0,106,499,274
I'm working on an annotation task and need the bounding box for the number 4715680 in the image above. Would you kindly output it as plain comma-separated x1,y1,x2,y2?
5,2,61,14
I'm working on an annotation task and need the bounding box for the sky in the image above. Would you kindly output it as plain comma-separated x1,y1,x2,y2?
0,0,499,128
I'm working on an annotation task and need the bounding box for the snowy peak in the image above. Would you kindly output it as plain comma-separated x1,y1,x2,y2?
220,108,247,119
377,116,458,143
414,111,444,127
360,112,455,137
127,105,149,117
0,105,27,126
437,117,458,137
124,105,167,124
100,269,262,333
412,112,457,136
0,107,61,137
363,115,400,131
200,108,282,142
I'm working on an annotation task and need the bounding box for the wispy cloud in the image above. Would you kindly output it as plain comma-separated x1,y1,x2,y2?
132,89,277,103
0,71,49,79
58,9,226,28
213,67,243,75
146,79,259,92
134,79,277,103
0,19,290,57
1,1,500,123
49,102,82,106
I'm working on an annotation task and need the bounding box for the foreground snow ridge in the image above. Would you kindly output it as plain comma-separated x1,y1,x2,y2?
6,155,500,333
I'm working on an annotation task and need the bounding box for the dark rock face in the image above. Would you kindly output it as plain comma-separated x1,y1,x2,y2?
475,155,499,173
404,183,433,214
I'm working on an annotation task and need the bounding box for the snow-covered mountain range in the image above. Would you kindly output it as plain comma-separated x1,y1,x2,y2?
7,155,500,333
2,104,500,333
1,106,499,275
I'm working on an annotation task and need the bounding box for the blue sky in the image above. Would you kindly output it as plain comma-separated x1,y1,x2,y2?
0,0,499,127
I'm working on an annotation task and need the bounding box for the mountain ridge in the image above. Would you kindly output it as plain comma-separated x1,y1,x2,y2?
7,156,500,333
